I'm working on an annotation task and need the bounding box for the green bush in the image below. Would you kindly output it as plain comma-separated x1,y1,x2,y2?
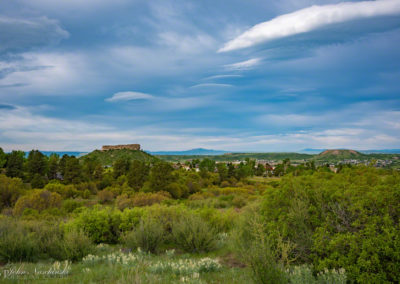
172,214,218,253
13,189,62,216
62,229,95,261
0,219,40,262
260,166,400,283
232,210,289,284
122,217,165,253
71,207,121,243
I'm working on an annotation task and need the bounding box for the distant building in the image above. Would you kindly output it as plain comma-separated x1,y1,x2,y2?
101,144,141,151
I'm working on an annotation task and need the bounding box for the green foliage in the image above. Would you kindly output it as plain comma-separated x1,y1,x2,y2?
6,150,25,178
113,158,131,179
148,162,176,192
47,153,59,180
232,209,290,284
13,189,62,215
0,174,26,210
260,166,400,283
116,192,171,210
127,160,150,190
26,150,47,182
81,149,158,166
63,156,83,184
0,218,94,262
0,219,40,262
44,182,79,198
71,207,121,243
82,156,103,181
0,147,7,168
62,229,95,261
287,265,347,284
172,214,218,253
122,217,165,253
97,189,114,204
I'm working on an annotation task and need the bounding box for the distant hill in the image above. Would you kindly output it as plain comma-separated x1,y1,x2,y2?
303,148,400,154
148,148,229,155
314,149,364,161
80,149,158,166
158,152,313,162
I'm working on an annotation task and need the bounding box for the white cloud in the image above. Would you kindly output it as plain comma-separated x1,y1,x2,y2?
189,83,232,88
219,0,400,52
204,74,242,80
224,58,261,70
105,91,154,102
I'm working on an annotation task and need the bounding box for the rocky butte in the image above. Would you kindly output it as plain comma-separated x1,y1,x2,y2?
101,144,141,151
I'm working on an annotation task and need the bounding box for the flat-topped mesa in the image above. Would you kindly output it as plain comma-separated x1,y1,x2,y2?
101,144,141,151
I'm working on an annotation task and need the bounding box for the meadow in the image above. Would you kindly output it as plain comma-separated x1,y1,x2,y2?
0,148,399,283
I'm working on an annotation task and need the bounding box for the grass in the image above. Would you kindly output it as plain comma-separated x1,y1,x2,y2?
0,247,252,283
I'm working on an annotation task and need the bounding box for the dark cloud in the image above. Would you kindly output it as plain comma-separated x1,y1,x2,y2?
0,104,16,110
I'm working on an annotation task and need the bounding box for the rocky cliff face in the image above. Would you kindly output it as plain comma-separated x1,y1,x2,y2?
101,144,141,151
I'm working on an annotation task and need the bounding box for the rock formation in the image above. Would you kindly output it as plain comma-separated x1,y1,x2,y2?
101,144,141,151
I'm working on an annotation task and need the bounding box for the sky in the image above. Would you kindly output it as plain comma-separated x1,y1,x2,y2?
0,0,400,152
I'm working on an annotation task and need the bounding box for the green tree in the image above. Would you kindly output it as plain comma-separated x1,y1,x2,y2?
26,150,47,181
82,157,102,180
6,150,25,178
63,156,82,184
216,163,228,183
255,164,266,176
127,160,149,190
148,162,176,192
0,147,7,168
47,153,59,180
59,154,69,177
113,158,130,179
199,158,216,172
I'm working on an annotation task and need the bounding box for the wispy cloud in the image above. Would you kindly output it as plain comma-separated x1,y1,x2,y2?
189,83,233,88
219,0,400,52
106,91,154,102
224,58,261,70
0,16,69,54
204,74,242,80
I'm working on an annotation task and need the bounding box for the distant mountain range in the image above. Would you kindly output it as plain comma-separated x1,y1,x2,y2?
18,148,400,158
301,148,400,154
148,148,230,156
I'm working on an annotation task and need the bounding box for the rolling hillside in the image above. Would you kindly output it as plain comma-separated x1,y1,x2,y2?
314,149,365,161
80,149,158,165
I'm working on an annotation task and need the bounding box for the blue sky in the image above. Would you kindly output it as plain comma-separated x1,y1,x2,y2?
0,0,400,152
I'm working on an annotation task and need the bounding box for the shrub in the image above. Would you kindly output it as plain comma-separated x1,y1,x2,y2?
131,192,171,207
122,217,165,253
0,219,40,262
260,166,400,282
232,209,291,284
62,229,95,261
172,214,218,253
62,199,83,213
44,183,78,198
13,190,62,215
71,207,121,243
97,189,114,204
0,174,26,210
